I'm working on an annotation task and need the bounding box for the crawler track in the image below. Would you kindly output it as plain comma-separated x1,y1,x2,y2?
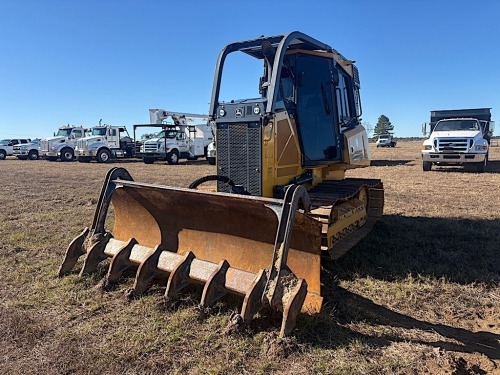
307,178,384,259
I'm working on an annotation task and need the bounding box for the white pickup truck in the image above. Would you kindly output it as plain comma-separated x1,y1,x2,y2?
0,138,32,160
13,139,41,160
376,134,396,147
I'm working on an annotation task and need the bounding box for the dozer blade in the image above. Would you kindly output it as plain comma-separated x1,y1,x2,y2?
59,167,323,337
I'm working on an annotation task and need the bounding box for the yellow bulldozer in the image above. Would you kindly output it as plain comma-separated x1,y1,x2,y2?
58,32,384,337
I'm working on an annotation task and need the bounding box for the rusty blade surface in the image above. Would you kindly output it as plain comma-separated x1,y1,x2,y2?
110,180,323,312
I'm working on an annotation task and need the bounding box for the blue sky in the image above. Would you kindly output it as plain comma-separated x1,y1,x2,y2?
1,0,499,138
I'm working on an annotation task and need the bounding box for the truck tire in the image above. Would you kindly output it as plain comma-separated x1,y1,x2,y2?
28,150,39,160
0,150,6,160
423,161,432,171
143,157,155,164
476,156,487,173
207,157,216,165
60,148,74,162
96,149,111,163
166,149,179,165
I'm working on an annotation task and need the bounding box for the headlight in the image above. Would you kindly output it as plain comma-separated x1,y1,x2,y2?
422,145,432,150
219,108,226,117
475,144,488,151
253,106,261,115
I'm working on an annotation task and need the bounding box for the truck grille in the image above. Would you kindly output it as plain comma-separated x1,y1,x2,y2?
216,122,261,196
40,140,49,152
435,138,471,153
76,139,87,150
144,143,159,152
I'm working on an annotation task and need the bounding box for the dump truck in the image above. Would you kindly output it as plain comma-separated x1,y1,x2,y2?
58,32,384,337
421,108,494,172
75,122,135,163
39,125,87,161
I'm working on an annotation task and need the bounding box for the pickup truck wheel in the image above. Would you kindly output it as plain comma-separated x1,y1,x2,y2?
60,148,74,162
143,157,155,164
96,149,111,163
28,150,39,160
0,150,6,160
166,149,179,165
476,156,487,173
423,161,432,171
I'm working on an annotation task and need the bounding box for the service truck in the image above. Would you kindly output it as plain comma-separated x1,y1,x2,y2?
75,122,135,163
135,109,213,164
39,125,87,161
421,108,494,172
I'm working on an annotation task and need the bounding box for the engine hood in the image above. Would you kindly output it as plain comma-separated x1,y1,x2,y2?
431,130,482,138
45,136,66,143
145,137,176,144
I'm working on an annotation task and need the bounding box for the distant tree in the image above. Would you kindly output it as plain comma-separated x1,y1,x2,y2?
373,115,394,137
362,121,374,137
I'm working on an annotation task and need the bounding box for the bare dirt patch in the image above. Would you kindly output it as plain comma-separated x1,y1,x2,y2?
0,143,498,374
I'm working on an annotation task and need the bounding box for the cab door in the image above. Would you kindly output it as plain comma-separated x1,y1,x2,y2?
107,128,119,148
295,54,340,164
176,132,189,152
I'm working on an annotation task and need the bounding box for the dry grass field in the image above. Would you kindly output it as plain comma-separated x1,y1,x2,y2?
1,141,499,374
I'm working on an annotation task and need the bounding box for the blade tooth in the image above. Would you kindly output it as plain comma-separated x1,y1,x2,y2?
200,259,230,307
58,227,89,276
131,245,163,295
79,233,112,275
165,251,195,299
240,269,267,323
279,278,308,338
106,238,138,284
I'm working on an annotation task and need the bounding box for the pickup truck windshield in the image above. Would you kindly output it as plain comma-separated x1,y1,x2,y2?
434,120,479,132
0,139,10,145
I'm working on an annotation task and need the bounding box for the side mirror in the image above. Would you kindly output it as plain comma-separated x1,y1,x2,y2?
422,122,427,136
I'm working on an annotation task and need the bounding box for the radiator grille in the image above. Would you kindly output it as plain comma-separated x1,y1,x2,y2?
217,122,261,196
76,139,86,150
40,140,49,152
436,138,471,152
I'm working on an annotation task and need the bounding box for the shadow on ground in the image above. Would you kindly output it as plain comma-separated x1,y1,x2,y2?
330,215,500,285
292,214,500,359
370,159,415,167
